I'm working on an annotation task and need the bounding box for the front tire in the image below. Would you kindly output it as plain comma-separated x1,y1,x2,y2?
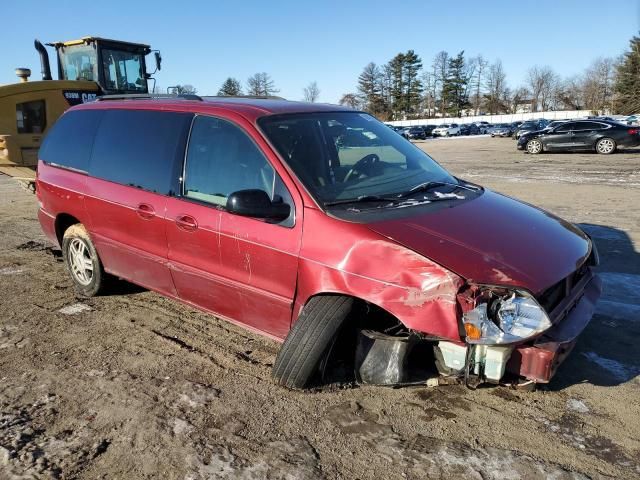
526,139,543,154
62,224,105,297
596,137,616,154
272,296,354,389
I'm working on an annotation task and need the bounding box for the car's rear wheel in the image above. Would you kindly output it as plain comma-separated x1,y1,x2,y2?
526,139,543,154
272,295,354,389
62,224,105,297
596,137,616,154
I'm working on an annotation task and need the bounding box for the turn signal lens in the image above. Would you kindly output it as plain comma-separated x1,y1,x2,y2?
464,322,482,340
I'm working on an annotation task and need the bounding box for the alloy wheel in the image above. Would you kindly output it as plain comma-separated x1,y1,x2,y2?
526,139,542,154
68,238,94,286
596,138,615,154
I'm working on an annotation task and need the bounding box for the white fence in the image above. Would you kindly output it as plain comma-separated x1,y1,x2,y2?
387,110,595,127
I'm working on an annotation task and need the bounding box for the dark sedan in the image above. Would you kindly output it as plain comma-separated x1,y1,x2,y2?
514,119,549,139
407,126,427,140
459,124,480,135
517,120,640,154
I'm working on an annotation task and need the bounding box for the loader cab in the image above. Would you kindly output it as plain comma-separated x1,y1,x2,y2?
50,37,156,95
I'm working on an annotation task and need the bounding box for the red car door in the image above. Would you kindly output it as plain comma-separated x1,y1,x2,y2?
167,114,302,339
85,109,192,295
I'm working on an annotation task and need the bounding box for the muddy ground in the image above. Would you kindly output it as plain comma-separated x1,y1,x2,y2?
1,136,639,479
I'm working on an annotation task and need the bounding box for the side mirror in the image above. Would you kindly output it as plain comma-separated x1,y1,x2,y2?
155,52,162,71
226,189,290,221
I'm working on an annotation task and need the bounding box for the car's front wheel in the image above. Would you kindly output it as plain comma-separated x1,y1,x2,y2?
526,139,543,154
272,295,354,389
62,224,106,297
595,137,616,154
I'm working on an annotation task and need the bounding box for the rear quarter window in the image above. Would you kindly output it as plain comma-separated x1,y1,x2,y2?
39,109,104,172
89,110,192,195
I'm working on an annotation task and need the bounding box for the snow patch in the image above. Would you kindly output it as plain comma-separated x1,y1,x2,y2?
0,267,24,275
583,352,640,382
58,303,91,315
566,399,590,414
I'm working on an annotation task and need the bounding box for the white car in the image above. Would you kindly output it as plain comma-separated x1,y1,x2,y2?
432,123,461,137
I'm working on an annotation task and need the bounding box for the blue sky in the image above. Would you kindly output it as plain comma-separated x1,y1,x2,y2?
2,0,638,103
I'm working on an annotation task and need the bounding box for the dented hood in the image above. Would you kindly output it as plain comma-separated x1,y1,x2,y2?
366,189,591,294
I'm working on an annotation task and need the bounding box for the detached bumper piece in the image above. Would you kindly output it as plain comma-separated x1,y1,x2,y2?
507,272,602,383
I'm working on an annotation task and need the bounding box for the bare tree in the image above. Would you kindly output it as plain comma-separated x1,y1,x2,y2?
556,76,583,110
170,84,197,95
582,57,617,113
339,93,360,109
432,51,449,116
510,86,531,113
484,60,509,114
527,66,559,111
469,55,488,115
303,81,321,102
246,73,279,96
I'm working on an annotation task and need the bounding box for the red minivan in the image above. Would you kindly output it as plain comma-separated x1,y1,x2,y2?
36,96,601,389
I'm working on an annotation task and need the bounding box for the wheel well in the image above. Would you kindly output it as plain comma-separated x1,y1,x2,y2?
303,294,413,385
55,214,80,247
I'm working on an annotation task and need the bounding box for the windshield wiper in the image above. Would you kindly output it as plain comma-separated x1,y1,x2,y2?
397,180,479,199
324,194,398,207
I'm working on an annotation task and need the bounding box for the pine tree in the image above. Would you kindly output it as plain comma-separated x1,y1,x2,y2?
246,73,279,96
217,77,242,96
442,51,469,116
614,34,640,114
357,62,386,117
402,50,423,117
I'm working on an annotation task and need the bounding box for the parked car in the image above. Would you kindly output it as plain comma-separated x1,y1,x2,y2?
421,125,437,137
474,122,491,134
518,119,640,154
407,126,427,140
37,97,601,389
624,114,639,125
432,123,461,136
488,123,513,137
392,126,409,139
514,119,550,139
459,124,480,135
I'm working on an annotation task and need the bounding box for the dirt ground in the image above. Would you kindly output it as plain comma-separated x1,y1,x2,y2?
1,135,639,479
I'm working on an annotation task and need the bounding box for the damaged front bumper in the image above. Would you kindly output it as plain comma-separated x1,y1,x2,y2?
506,270,602,383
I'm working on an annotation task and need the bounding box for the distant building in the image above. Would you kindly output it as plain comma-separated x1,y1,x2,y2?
515,99,534,114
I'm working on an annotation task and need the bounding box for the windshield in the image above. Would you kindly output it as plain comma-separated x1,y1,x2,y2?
259,112,457,205
59,45,98,81
101,48,147,92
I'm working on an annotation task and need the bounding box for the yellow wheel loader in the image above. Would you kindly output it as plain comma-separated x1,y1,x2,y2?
0,37,161,180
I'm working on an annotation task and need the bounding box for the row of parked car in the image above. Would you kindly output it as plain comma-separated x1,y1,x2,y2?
389,114,640,145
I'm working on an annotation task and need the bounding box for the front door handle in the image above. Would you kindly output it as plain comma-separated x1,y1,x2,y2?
175,214,198,232
136,203,156,220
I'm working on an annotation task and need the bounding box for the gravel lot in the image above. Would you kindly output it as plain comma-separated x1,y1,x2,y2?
0,136,639,479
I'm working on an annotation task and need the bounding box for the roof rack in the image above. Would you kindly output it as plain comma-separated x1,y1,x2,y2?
203,95,286,100
96,93,203,102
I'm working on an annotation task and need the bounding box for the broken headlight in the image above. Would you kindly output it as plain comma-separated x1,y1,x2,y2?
462,287,552,345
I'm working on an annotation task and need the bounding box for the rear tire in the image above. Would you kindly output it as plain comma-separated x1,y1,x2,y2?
595,137,616,154
272,296,354,389
62,224,105,297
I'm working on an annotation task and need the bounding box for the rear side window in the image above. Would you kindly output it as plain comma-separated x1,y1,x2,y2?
39,109,103,172
90,110,192,195
575,122,606,131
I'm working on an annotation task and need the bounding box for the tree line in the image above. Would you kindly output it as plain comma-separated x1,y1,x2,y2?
341,33,640,120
